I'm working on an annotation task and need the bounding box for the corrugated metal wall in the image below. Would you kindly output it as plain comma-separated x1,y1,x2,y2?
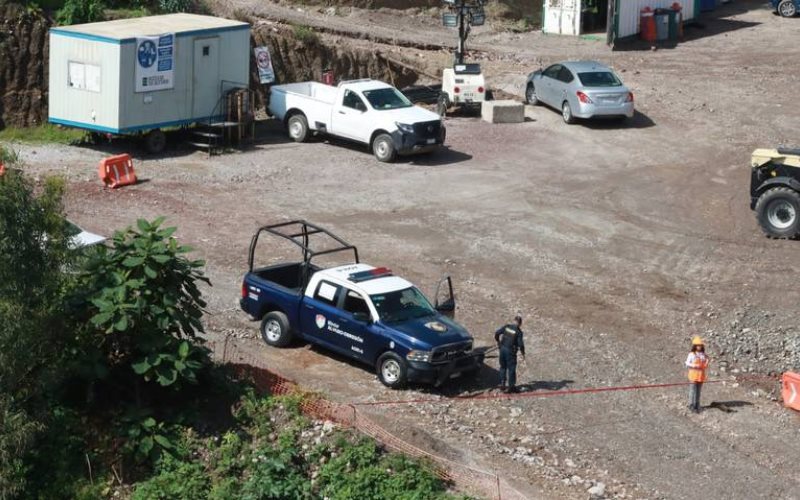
48,34,121,131
615,0,695,39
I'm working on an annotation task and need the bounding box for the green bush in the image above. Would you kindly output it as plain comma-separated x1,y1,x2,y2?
81,217,211,393
158,0,190,12
56,0,105,25
132,452,209,500
292,24,319,43
317,439,449,500
0,144,20,165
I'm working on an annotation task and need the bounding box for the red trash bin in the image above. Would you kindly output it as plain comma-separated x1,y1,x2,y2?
640,7,657,42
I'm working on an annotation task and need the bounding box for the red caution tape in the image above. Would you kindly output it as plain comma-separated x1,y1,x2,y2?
354,379,734,407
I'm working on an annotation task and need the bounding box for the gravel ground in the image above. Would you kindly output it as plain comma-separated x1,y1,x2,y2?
9,2,800,498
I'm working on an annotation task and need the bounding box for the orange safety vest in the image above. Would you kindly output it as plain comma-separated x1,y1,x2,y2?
687,353,709,383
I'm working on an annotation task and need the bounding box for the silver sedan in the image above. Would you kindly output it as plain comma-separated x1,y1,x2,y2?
525,61,634,124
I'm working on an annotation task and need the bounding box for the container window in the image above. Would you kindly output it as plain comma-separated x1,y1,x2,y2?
202,46,210,56
68,62,100,92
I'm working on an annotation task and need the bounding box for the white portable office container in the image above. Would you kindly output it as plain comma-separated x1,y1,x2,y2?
543,0,696,41
48,13,249,150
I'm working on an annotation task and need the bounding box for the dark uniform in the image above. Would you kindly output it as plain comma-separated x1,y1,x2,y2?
495,323,525,392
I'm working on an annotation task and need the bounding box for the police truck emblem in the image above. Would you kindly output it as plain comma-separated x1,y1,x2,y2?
427,125,433,133
425,321,447,332
315,314,326,329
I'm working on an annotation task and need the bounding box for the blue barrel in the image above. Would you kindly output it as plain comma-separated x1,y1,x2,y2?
700,0,715,11
654,9,669,40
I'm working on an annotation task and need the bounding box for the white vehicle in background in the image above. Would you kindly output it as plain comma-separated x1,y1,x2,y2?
438,63,486,116
268,79,446,163
66,220,106,249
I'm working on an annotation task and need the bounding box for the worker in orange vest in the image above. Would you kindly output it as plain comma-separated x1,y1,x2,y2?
685,336,710,413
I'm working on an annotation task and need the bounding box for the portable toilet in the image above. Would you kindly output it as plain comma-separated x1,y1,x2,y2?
48,13,250,152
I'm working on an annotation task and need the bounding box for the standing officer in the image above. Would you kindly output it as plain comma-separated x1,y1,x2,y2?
685,336,710,413
495,315,526,393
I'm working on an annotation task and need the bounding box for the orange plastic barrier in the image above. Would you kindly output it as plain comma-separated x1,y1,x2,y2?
783,372,800,411
98,154,136,189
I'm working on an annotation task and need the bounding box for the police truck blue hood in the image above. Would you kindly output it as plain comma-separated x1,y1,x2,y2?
383,314,471,349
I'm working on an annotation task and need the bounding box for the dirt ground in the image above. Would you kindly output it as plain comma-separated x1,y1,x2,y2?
10,1,800,498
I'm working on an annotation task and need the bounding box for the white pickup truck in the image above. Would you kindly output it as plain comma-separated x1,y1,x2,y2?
268,79,446,162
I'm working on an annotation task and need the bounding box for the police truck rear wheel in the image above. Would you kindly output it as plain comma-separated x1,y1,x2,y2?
778,0,797,16
755,187,800,238
372,134,396,163
377,352,407,389
260,311,293,347
287,114,309,143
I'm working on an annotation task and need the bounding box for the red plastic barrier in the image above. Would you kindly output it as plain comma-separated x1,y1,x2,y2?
0,161,6,177
782,372,800,411
640,7,657,42
98,154,136,189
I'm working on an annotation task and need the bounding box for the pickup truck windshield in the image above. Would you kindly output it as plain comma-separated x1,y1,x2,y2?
370,287,437,323
362,88,413,110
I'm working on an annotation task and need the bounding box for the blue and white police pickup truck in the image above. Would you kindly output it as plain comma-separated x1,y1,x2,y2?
239,221,484,388
268,79,446,163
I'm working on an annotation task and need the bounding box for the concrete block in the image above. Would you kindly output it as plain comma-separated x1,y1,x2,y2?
481,100,524,124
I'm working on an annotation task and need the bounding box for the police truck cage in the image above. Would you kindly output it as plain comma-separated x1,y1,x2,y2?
248,220,359,274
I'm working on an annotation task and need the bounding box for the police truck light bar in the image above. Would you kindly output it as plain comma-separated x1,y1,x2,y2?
348,267,393,282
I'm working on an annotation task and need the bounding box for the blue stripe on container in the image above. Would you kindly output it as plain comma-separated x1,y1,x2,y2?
48,115,224,134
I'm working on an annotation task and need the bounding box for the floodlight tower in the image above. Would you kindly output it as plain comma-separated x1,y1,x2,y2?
438,0,487,116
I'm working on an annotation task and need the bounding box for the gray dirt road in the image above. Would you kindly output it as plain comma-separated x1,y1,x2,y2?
11,2,800,498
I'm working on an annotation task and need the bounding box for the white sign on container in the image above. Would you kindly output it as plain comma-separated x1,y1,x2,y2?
254,46,275,84
135,33,175,92
68,62,101,92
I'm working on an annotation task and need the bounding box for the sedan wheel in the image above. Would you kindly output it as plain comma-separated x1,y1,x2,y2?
562,101,576,124
525,84,539,105
778,0,797,16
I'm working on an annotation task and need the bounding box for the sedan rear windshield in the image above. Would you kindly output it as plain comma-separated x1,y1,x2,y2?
363,88,413,110
577,71,622,87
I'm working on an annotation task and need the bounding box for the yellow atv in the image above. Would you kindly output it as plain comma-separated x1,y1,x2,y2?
750,147,800,238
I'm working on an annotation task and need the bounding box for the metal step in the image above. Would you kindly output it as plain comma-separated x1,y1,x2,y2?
193,130,222,139
186,141,215,149
208,121,241,128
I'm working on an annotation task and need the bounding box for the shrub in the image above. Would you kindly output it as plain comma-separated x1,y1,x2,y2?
56,0,105,25
131,452,209,500
158,0,190,12
292,24,319,43
81,217,212,393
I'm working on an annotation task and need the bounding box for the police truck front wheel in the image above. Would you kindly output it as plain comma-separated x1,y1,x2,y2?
260,311,293,347
372,134,397,163
755,187,800,238
376,352,408,389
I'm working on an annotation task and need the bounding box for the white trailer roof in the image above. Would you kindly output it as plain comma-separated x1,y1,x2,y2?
51,13,248,42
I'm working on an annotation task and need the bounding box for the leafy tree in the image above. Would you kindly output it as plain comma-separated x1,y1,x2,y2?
81,217,211,395
0,171,74,499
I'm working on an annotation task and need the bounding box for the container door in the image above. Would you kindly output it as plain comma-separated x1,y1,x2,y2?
192,37,220,119
543,0,582,35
